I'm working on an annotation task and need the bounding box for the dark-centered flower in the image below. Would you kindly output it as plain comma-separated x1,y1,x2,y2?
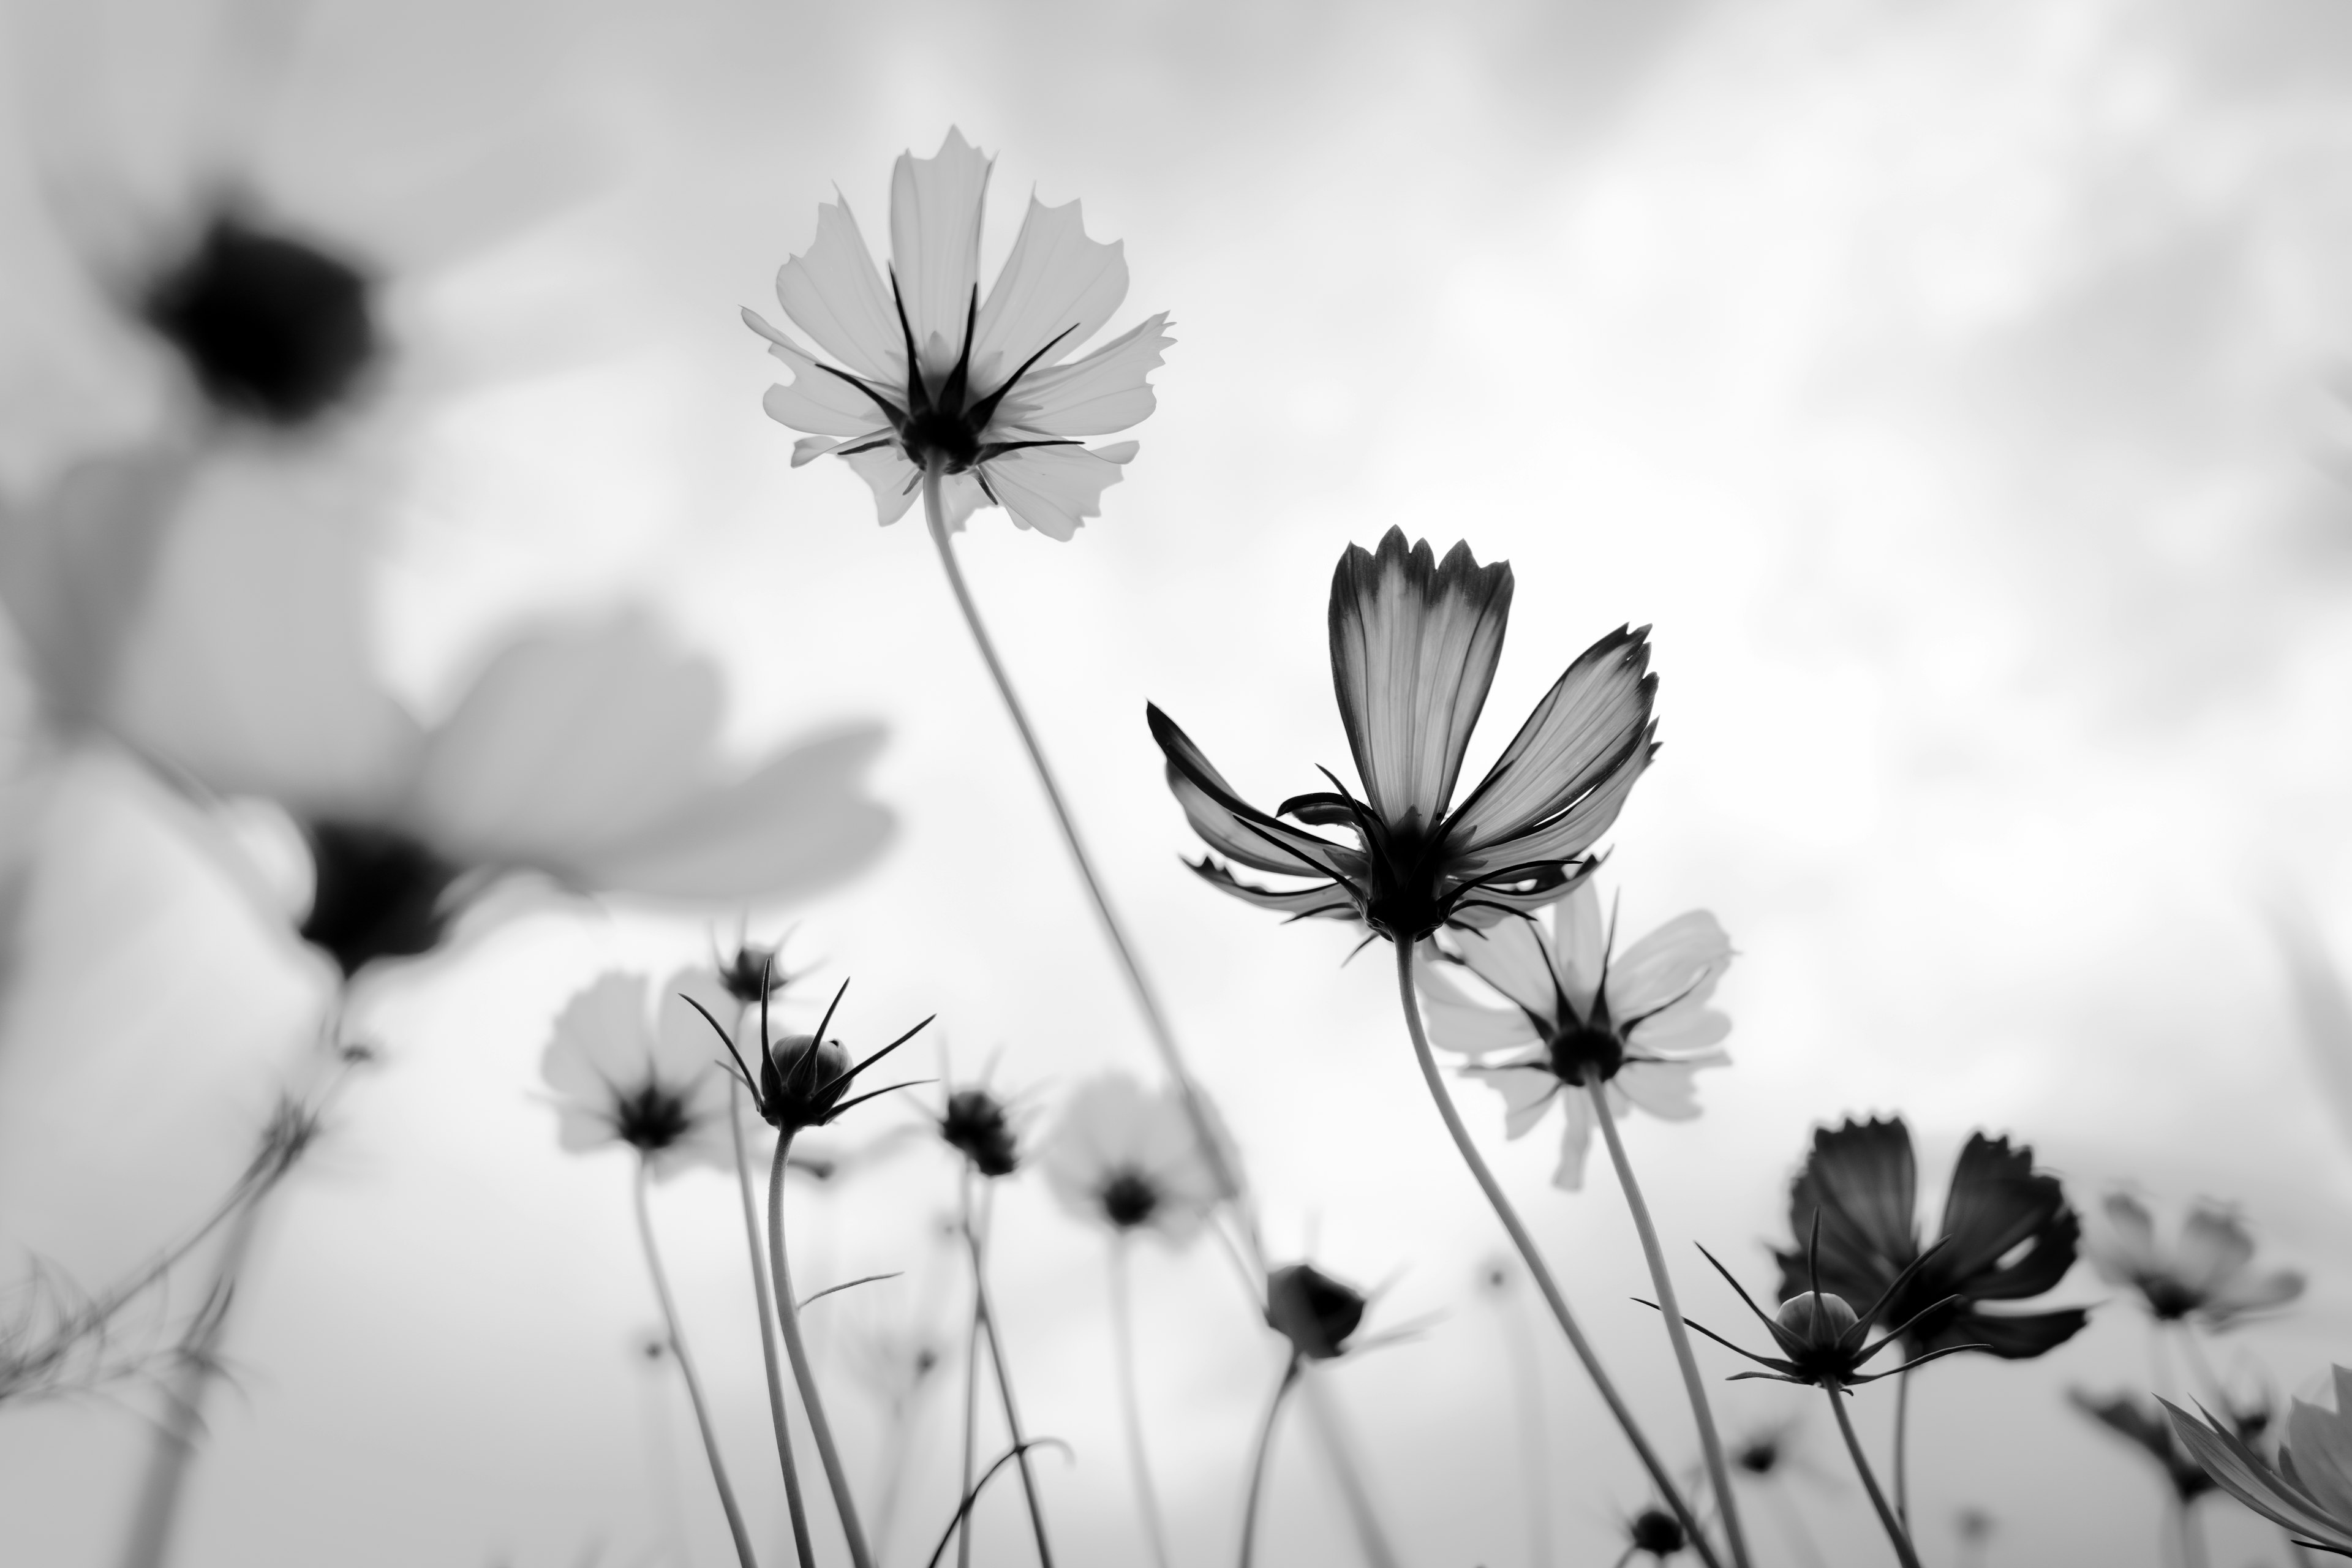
747,129,1171,540
1773,1117,2087,1360
2087,1193,2304,1332
2167,1368,2352,1555
1038,1072,1232,1245
1150,528,1656,944
1420,880,1731,1189
542,970,737,1177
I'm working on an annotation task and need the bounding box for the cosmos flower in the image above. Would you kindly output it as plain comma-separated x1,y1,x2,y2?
686,976,933,1137
1150,529,1656,943
1618,1504,1689,1564
541,970,738,1178
1683,1231,1972,1392
1037,1072,1232,1245
1773,1117,2087,1360
2166,1368,2352,1555
1418,880,1731,1190
2087,1193,2304,1332
937,1086,1021,1179
745,128,1172,541
1264,1263,1371,1364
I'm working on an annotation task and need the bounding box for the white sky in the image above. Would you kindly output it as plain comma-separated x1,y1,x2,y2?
5,0,2352,1564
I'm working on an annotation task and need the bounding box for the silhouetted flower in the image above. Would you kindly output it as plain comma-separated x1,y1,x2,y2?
1151,529,1656,943
1038,1072,1231,1245
747,129,1171,540
2087,1194,2304,1331
1265,1263,1369,1363
542,970,737,1177
1420,880,1730,1189
2167,1368,2352,1555
1622,1504,1687,1562
686,977,931,1137
2070,1389,2214,1504
1682,1231,1972,1391
1774,1118,2087,1360
712,932,794,1009
938,1087,1020,1178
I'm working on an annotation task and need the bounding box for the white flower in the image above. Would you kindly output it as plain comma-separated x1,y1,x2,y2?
1038,1073,1232,1245
2088,1193,2305,1331
1419,881,1732,1190
541,968,739,1178
745,128,1172,542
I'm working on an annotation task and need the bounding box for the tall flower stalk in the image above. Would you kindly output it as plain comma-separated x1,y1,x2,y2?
732,1077,815,1568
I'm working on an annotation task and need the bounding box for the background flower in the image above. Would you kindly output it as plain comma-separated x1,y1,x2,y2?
1038,1072,1232,1245
2086,1193,2305,1330
541,968,739,1177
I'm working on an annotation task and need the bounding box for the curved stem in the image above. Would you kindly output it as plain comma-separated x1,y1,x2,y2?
1391,943,1721,1568
770,1133,875,1568
1110,1240,1176,1568
733,1075,815,1568
1586,1080,1752,1568
1824,1383,1921,1568
634,1163,760,1568
1239,1359,1301,1568
956,1173,983,1568
960,1183,1056,1568
1891,1365,1911,1531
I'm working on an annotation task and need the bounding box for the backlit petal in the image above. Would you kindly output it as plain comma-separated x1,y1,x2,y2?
1148,704,1365,883
842,445,923,525
774,198,906,383
982,442,1129,540
2203,1265,2305,1327
1450,736,1651,875
748,317,900,437
545,972,655,1104
1937,1134,2074,1287
1448,625,1656,852
1447,916,1559,1022
1463,1062,1559,1140
1609,910,1732,1024
1188,858,1359,919
974,193,1127,372
998,314,1172,438
889,129,990,378
1417,956,1540,1058
2174,1205,2257,1295
1628,1007,1731,1057
1617,1060,1711,1121
1549,881,1605,1014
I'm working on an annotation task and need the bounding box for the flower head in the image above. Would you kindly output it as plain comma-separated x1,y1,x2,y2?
938,1087,1021,1179
1623,1505,1687,1561
2087,1193,2304,1332
684,976,932,1137
1038,1072,1233,1245
1265,1262,1369,1363
1773,1118,2087,1361
1679,1227,1975,1392
712,932,795,1010
1151,529,1656,944
2167,1368,2352,1555
747,129,1172,541
1419,880,1730,1189
541,970,738,1177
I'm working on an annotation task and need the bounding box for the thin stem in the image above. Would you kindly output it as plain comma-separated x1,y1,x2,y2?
1391,943,1721,1568
956,1173,983,1568
1583,1079,1754,1568
1493,1275,1555,1568
1824,1383,1922,1568
633,1163,760,1568
1891,1365,1912,1531
1238,1359,1302,1568
732,1076,814,1568
960,1183,1056,1568
1109,1240,1176,1568
769,1133,875,1568
2177,1493,2208,1568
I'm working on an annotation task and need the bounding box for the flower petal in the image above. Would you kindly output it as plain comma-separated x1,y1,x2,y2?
1936,1134,2077,1295
2166,1401,2352,1545
1417,955,1542,1058
889,128,991,380
1939,1305,2089,1359
2174,1204,2258,1296
1609,910,1732,1025
1447,725,1652,878
997,314,1172,439
1187,857,1359,919
748,317,901,437
842,445,924,526
1463,1062,1559,1140
1548,881,1606,1016
1328,529,1513,830
2087,1192,2160,1284
1446,916,1561,1023
1787,1117,1919,1285
1550,1090,1597,1190
1447,625,1656,853
2203,1265,2306,1327
1148,704,1366,883
545,972,655,1108
1616,1058,1719,1122
1629,1007,1732,1058
973,193,1128,373
981,442,1131,540
774,197,907,384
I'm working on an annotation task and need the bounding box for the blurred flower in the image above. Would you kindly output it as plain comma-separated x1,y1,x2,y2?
1773,1118,2087,1360
1265,1262,1369,1363
2070,1389,2214,1504
1683,1233,1969,1390
1621,1504,1687,1562
2087,1193,2304,1331
1037,1072,1231,1245
746,128,1171,541
1419,880,1730,1190
710,929,796,1010
937,1086,1020,1179
541,970,736,1178
1151,529,1656,943
2166,1367,2352,1554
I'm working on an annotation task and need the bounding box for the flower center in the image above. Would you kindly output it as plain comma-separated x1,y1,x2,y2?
298,820,464,977
1545,1019,1625,1085
612,1082,696,1154
1098,1169,1160,1229
143,213,377,427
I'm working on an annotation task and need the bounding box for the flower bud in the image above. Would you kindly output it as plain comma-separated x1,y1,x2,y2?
763,1033,851,1131
1774,1290,1859,1348
1266,1262,1368,1362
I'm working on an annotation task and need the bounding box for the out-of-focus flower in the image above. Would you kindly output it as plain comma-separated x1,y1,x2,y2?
1683,1232,1970,1390
1037,1072,1231,1245
2167,1367,2352,1555
746,128,1170,541
2070,1389,2214,1504
1773,1118,2088,1360
2087,1193,2304,1331
1419,881,1730,1190
1151,529,1656,943
1265,1262,1369,1363
541,970,737,1178
937,1086,1020,1179
710,930,796,1011
1621,1504,1688,1562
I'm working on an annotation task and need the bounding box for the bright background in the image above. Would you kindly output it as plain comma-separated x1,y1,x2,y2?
3,0,2352,1564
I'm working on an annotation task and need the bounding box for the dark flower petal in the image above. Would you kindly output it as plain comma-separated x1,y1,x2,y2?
1782,1118,1919,1295
298,820,466,977
1445,625,1656,853
1188,858,1361,920
1920,1305,2089,1359
1937,1134,2078,1288
1327,529,1512,832
1148,705,1363,881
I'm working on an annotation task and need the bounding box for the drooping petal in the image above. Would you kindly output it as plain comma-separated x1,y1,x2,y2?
997,314,1172,439
982,442,1131,540
1148,705,1366,883
842,444,924,526
1936,1305,2089,1359
889,129,991,379
1327,529,1513,831
973,193,1127,373
748,317,901,437
1463,1062,1559,1140
1447,625,1656,852
1446,916,1561,1023
773,198,907,384
1417,956,1542,1058
1187,858,1359,919
1162,762,1346,880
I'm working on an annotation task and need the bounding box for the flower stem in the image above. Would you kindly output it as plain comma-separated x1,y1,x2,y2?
1891,1365,1912,1531
2176,1493,2208,1568
1392,943,1722,1568
1585,1080,1753,1568
633,1163,760,1568
1110,1240,1176,1568
769,1133,874,1568
1238,1359,1301,1568
733,1076,815,1568
960,1183,1057,1568
956,1173,984,1568
1824,1383,1922,1568
1491,1270,1555,1568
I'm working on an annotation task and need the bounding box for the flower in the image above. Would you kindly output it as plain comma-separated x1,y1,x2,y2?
1150,529,1657,944
1419,880,1730,1189
684,976,933,1137
2070,1389,2216,1504
1037,1072,1232,1245
938,1087,1021,1179
1622,1505,1688,1561
2087,1193,2304,1331
1681,1231,1972,1391
1265,1263,1370,1363
1773,1117,2087,1360
745,129,1172,541
541,970,739,1177
2166,1368,2352,1555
